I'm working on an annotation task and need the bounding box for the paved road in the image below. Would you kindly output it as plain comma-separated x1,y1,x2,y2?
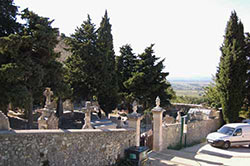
147,143,250,166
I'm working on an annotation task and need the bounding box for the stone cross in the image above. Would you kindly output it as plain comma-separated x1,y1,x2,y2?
43,88,53,108
132,100,138,114
82,101,94,129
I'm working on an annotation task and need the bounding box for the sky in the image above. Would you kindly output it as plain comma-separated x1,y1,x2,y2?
14,0,250,80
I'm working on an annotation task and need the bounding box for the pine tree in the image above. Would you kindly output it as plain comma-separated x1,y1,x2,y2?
116,44,138,110
216,11,248,123
0,9,60,126
66,15,101,102
0,0,19,37
96,11,118,116
0,0,20,113
124,44,172,109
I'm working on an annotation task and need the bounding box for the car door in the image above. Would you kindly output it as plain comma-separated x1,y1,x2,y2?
230,128,244,146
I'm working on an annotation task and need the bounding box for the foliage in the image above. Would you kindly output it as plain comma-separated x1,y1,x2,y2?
0,0,20,37
65,15,100,102
0,9,60,126
96,11,118,116
171,96,206,105
203,78,221,109
66,12,118,116
0,0,19,113
244,33,250,111
116,44,138,110
216,11,248,123
123,44,172,109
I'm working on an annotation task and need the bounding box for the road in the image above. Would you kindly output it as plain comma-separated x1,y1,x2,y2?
147,143,250,166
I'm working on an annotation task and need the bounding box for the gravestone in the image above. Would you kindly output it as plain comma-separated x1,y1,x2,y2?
43,87,53,109
38,88,59,129
82,101,94,129
0,111,10,130
63,99,74,111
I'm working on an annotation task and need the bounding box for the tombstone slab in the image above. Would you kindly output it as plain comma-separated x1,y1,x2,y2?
0,111,10,130
38,109,59,129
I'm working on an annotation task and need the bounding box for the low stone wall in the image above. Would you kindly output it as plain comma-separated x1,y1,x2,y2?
162,118,222,149
0,128,136,166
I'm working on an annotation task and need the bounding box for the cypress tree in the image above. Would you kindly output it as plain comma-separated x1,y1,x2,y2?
216,11,248,123
245,33,250,111
96,11,118,116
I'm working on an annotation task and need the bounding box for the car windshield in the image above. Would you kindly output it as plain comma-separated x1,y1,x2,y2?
218,126,235,136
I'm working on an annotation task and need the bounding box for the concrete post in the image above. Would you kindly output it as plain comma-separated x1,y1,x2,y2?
152,96,165,151
127,100,143,146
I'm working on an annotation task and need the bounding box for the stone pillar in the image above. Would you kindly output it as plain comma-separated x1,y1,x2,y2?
82,101,94,129
127,101,143,146
152,96,165,151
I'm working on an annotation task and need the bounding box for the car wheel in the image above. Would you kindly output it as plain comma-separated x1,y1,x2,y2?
223,141,230,149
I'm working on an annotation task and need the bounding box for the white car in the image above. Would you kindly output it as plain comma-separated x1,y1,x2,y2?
206,123,250,149
242,119,250,124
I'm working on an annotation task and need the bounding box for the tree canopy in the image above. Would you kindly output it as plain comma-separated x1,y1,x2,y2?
0,0,19,37
117,44,172,110
66,12,118,116
0,9,61,127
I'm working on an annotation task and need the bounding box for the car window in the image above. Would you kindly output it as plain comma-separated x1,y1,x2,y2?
218,126,235,135
233,128,242,136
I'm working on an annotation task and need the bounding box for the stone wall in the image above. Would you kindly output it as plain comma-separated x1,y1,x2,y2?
162,118,222,149
0,128,136,166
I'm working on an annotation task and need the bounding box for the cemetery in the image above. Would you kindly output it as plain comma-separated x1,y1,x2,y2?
1,1,249,165
0,89,222,166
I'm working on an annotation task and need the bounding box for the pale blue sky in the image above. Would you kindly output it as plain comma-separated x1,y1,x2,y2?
14,0,250,79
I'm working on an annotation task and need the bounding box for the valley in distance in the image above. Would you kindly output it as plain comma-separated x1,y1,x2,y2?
168,76,212,97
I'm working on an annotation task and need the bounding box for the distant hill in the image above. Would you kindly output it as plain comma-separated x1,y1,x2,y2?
168,76,212,82
169,78,211,97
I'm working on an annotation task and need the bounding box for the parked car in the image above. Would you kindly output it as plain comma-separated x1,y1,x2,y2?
206,123,250,149
242,119,250,124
